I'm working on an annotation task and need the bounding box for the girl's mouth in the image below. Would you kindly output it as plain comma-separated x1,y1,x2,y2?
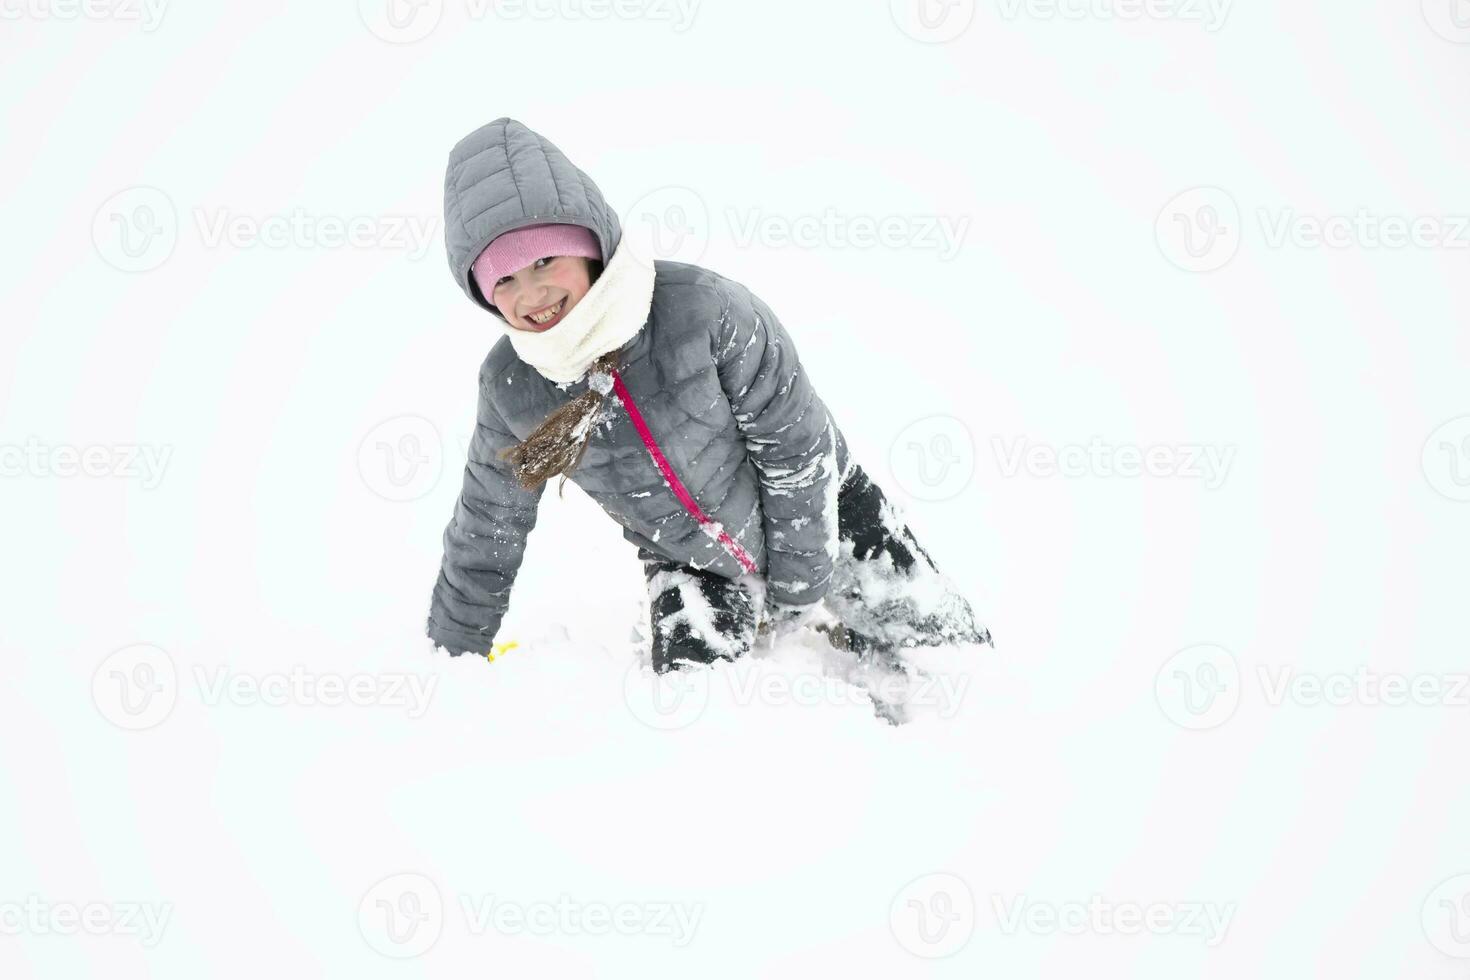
523,298,566,330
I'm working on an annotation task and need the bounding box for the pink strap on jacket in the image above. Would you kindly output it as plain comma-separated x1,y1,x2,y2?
609,369,759,575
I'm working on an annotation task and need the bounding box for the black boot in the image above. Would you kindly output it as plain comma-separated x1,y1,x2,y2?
827,464,992,656
644,560,758,673
837,464,935,575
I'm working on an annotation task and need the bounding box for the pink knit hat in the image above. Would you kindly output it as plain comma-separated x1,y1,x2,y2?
471,222,602,308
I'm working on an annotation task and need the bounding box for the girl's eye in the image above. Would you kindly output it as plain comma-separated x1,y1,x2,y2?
495,257,556,287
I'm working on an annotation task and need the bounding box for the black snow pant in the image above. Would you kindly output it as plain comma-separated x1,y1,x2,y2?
642,463,990,673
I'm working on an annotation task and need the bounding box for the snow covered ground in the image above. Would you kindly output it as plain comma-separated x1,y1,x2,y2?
5,3,1470,978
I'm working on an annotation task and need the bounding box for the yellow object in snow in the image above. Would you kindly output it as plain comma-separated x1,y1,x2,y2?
486,641,518,662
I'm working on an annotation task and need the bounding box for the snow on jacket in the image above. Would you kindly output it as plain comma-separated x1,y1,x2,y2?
426,118,852,656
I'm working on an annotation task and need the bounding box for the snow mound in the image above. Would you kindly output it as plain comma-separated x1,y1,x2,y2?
428,599,993,731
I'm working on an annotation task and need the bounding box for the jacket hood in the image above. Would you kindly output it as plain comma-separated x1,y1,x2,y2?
443,117,622,321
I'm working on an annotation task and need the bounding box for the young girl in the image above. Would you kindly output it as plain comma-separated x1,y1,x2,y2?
426,117,990,673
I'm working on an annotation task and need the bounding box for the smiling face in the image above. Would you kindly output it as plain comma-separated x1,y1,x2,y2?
486,255,593,333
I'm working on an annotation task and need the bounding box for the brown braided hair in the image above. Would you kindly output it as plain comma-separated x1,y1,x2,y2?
498,348,621,496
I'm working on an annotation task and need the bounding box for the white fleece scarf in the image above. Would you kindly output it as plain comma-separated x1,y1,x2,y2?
496,240,655,384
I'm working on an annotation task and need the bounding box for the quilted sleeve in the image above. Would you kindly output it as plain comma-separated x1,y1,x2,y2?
712,282,841,606
425,370,545,655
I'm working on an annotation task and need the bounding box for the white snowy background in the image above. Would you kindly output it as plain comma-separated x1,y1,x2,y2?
2,0,1468,976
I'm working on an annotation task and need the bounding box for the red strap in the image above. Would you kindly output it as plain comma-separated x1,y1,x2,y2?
610,369,759,575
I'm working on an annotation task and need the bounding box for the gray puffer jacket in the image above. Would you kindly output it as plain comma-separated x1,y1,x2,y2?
426,118,851,656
